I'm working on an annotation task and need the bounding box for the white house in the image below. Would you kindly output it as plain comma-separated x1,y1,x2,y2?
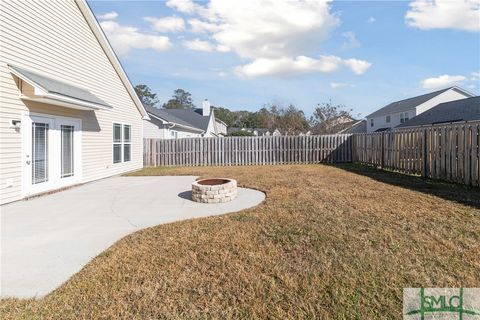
0,0,149,205
143,99,225,138
366,87,474,133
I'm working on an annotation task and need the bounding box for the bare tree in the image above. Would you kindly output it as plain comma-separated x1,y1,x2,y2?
310,101,356,134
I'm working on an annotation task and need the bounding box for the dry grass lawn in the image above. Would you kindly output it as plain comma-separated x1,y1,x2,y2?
1,164,479,319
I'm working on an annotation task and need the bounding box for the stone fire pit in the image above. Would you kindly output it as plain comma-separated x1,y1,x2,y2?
191,178,237,203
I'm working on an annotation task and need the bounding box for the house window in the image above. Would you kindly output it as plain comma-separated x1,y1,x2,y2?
123,125,131,162
113,123,131,163
386,115,391,123
400,112,409,123
370,119,374,127
170,130,178,139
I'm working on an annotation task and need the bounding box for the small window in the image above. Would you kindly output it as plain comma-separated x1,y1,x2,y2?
113,123,122,143
400,112,409,124
123,125,131,162
386,115,391,123
113,123,131,163
370,119,374,127
170,130,178,139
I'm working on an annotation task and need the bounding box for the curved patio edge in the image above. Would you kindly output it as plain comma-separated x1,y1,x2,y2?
0,176,265,299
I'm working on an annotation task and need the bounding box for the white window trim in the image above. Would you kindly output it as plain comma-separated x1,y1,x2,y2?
113,122,131,163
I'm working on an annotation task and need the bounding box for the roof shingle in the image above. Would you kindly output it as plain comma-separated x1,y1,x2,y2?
396,96,480,128
366,87,458,118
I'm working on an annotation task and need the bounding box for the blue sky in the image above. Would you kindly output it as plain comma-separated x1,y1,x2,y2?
89,0,480,118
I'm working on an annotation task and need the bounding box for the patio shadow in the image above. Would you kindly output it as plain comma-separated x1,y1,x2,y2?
178,190,193,201
334,163,480,209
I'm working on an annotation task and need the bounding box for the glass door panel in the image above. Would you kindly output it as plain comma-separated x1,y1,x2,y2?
32,122,49,184
61,125,74,178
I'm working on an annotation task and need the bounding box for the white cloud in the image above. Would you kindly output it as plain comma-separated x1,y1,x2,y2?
97,11,118,20
341,31,360,50
330,82,355,89
100,20,172,56
406,0,480,32
343,59,372,75
235,55,371,77
420,74,466,89
207,0,339,60
167,0,372,77
183,38,215,52
471,71,480,80
166,0,198,14
188,19,221,33
144,16,185,33
367,16,376,23
216,44,231,52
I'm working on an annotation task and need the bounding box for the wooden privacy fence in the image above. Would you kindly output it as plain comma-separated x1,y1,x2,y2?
353,121,480,187
143,121,480,187
144,134,353,167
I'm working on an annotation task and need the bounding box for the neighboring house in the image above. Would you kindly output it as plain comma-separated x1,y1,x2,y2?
215,118,228,136
396,96,480,129
143,99,223,138
227,127,271,136
337,120,367,134
366,87,474,133
0,0,149,205
144,106,204,139
311,115,365,134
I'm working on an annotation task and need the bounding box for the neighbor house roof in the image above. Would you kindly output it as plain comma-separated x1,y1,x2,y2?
366,87,472,119
145,106,204,132
9,65,111,110
396,96,480,128
165,108,211,132
337,120,366,134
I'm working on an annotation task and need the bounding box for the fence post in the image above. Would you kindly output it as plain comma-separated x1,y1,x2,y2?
422,128,427,178
381,132,385,169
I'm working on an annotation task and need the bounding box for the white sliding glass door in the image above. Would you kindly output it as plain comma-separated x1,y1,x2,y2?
23,114,81,196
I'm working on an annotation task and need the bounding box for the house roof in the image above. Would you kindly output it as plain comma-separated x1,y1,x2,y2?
9,65,111,110
164,108,211,132
337,120,366,134
366,87,472,119
396,96,480,128
75,0,149,120
145,106,199,129
145,106,213,132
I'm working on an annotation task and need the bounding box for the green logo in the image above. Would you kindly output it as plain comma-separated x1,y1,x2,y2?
404,288,480,320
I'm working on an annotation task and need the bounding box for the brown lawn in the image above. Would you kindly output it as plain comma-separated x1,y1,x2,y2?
1,164,479,319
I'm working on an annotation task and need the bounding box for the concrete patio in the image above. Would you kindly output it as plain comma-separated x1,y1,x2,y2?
0,176,265,299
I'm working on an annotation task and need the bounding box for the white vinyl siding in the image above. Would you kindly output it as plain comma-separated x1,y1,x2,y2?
0,1,144,204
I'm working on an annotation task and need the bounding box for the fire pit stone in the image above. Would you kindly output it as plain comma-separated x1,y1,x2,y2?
191,178,237,203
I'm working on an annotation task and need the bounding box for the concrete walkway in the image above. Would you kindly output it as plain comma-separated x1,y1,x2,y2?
0,176,265,299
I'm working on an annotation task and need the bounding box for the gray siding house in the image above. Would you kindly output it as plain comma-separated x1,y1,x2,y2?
366,87,474,133
396,96,480,128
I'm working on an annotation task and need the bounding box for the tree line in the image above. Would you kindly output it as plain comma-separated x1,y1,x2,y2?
134,84,357,135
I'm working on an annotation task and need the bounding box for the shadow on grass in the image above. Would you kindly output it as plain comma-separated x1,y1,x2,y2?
334,163,480,209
